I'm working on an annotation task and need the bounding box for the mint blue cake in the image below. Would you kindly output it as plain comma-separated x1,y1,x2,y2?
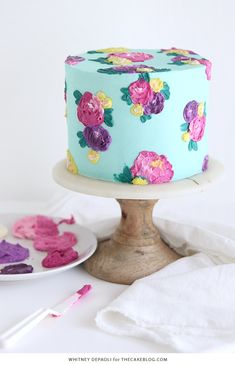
65,47,211,185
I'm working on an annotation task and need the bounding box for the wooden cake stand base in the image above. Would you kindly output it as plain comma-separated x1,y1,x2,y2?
53,158,223,284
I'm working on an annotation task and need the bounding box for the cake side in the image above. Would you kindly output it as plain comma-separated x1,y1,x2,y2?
65,47,211,185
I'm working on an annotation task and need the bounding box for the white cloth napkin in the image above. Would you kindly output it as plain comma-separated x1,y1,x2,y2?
95,217,235,353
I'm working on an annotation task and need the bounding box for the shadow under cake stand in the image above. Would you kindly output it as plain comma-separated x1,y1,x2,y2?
53,158,223,285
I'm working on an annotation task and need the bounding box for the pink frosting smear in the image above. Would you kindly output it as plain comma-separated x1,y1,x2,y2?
42,248,79,268
12,215,76,239
33,232,77,252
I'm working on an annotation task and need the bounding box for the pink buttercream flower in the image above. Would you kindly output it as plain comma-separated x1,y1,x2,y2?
198,59,212,80
128,79,154,106
77,92,104,127
65,55,85,65
130,151,174,184
110,52,153,62
189,115,206,142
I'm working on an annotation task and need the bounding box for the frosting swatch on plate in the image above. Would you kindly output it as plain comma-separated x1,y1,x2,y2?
0,240,29,264
33,232,77,251
12,215,76,239
0,263,33,274
42,247,79,268
0,224,8,238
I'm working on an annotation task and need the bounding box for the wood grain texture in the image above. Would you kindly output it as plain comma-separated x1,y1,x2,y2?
84,199,180,284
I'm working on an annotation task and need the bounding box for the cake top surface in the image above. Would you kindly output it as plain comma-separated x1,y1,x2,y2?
65,47,211,78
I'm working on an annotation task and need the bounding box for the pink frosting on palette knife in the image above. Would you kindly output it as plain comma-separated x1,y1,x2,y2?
34,232,77,252
42,248,79,268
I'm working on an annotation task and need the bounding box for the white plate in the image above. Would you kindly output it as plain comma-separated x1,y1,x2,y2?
0,213,97,281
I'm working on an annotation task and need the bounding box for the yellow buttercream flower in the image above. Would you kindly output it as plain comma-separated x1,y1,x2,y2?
96,91,112,109
151,159,163,169
187,59,200,65
64,106,67,118
182,132,190,142
96,47,129,54
130,103,144,117
197,102,204,117
166,48,189,56
87,149,100,164
132,177,148,185
149,78,164,93
136,67,154,73
67,150,78,174
107,56,132,65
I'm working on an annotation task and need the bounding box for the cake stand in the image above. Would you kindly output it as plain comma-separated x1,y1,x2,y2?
53,158,224,285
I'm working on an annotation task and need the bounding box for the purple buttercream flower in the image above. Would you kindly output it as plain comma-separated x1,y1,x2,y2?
144,92,165,115
183,100,199,122
202,155,209,172
65,55,85,65
83,126,112,152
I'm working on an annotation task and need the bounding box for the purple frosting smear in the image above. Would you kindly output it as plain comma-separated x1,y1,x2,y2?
1,263,33,275
0,240,29,264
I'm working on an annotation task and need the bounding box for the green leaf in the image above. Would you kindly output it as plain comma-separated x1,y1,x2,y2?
140,115,148,123
90,57,110,64
138,73,150,82
146,115,152,120
87,50,99,54
120,87,129,95
161,82,170,100
114,165,133,183
180,123,189,132
104,108,114,127
121,87,132,106
97,68,117,74
73,90,82,104
77,131,83,139
188,140,193,151
77,131,87,148
191,141,198,151
155,68,171,72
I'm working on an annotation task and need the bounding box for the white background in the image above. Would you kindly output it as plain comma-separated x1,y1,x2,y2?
0,0,234,205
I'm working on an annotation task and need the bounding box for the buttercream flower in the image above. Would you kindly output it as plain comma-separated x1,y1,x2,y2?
136,67,154,73
96,91,112,109
144,92,165,115
197,102,204,117
65,55,85,65
132,177,148,185
83,126,112,152
77,92,104,127
149,78,164,93
66,150,78,175
202,155,209,172
107,56,132,65
110,52,153,62
198,59,212,80
182,132,190,142
130,103,144,117
183,100,199,122
162,48,191,56
128,79,153,106
189,115,206,142
96,47,129,53
88,149,100,164
130,151,174,184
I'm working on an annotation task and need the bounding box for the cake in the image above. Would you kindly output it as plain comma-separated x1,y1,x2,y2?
65,47,211,185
